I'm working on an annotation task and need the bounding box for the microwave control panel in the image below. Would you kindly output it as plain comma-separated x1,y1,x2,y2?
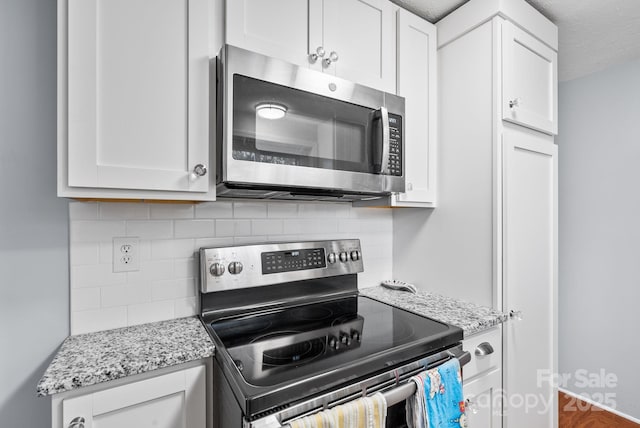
388,113,402,176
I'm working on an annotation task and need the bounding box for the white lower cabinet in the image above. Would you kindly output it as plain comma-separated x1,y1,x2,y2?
464,369,502,428
53,365,207,428
463,327,503,428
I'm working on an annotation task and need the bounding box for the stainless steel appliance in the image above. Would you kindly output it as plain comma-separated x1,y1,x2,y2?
199,239,470,427
216,45,405,201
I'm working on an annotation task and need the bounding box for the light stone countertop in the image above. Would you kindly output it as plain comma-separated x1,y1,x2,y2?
37,316,214,396
360,286,508,337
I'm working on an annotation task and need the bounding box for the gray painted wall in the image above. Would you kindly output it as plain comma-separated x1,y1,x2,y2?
557,58,640,419
0,0,69,427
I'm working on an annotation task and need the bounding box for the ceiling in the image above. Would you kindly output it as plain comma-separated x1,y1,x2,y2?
391,0,640,82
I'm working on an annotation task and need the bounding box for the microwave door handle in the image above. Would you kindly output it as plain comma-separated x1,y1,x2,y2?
377,107,390,174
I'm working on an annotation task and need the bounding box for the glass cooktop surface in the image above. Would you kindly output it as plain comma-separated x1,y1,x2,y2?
209,295,461,387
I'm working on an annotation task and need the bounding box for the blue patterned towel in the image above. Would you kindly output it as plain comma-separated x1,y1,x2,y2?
424,358,467,427
406,358,467,428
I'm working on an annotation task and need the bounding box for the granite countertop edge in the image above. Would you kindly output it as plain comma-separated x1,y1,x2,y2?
36,316,215,397
359,286,508,337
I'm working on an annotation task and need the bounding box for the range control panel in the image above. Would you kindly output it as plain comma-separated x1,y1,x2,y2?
261,248,326,274
200,239,363,293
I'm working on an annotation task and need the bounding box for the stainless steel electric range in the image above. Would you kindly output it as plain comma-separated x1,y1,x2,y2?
199,239,470,428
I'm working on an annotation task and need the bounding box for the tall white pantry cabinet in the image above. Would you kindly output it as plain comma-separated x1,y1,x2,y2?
394,0,558,426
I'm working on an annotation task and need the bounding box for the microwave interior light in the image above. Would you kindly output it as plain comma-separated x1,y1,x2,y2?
256,103,287,120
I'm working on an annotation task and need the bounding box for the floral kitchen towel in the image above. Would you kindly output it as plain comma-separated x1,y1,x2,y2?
288,392,387,428
423,357,467,428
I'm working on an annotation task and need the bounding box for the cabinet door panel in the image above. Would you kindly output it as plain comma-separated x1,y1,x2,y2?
464,369,502,428
321,0,395,92
226,0,310,67
503,124,557,428
395,9,436,205
502,22,557,135
61,366,206,428
67,0,209,192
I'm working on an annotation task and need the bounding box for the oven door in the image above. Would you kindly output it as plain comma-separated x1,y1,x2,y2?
218,45,405,196
248,345,471,428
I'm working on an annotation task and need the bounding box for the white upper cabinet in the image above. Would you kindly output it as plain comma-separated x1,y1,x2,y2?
225,0,310,67
59,0,216,200
226,0,396,92
394,9,437,206
502,21,558,135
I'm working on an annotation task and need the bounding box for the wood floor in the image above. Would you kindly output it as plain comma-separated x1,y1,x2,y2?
559,392,639,427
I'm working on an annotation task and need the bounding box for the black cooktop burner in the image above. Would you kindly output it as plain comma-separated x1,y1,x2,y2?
208,295,459,388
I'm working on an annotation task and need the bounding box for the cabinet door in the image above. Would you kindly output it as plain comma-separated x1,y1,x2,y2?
67,0,209,193
464,369,502,428
503,124,557,428
394,9,437,206
314,0,395,92
61,366,206,428
502,22,558,135
226,0,311,67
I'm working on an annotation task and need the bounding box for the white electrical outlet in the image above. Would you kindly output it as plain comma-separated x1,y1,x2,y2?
113,237,140,272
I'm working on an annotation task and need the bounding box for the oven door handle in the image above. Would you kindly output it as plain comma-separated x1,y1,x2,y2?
262,350,472,428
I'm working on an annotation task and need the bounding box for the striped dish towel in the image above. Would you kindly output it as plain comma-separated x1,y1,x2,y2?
288,392,387,428
406,371,429,428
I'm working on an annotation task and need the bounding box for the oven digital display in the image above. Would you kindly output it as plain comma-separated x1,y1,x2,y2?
261,248,326,274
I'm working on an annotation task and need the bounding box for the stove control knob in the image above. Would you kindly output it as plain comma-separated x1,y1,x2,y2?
329,336,339,350
327,253,337,264
350,330,361,342
339,252,348,263
340,333,351,346
228,261,243,275
209,262,225,277
350,250,360,261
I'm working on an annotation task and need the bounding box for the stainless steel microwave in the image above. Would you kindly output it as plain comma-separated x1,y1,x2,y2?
215,45,405,202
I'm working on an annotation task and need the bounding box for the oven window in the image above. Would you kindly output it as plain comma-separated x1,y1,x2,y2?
232,74,381,174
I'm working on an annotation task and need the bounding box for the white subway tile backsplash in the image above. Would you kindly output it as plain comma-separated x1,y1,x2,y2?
251,219,284,236
72,306,128,335
233,202,267,218
69,201,393,333
71,264,126,288
151,239,196,260
216,219,251,237
150,204,194,219
69,202,98,220
126,220,173,239
101,285,152,308
127,300,174,325
267,202,298,218
71,288,101,311
174,220,215,238
174,297,198,318
195,202,233,219
100,203,149,220
71,221,126,242
70,242,99,266
152,278,196,301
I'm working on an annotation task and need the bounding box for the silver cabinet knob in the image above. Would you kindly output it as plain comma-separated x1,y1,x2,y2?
475,342,495,356
309,46,326,63
509,97,521,109
465,398,479,415
193,164,207,177
323,51,339,67
510,309,523,321
209,262,225,277
68,417,85,428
